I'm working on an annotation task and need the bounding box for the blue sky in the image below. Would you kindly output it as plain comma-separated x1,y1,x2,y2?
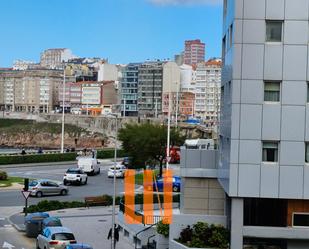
0,0,222,67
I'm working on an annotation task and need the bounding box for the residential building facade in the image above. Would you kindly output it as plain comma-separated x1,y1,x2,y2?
183,39,205,65
137,62,164,117
121,63,140,116
0,69,62,112
219,0,309,248
40,48,75,69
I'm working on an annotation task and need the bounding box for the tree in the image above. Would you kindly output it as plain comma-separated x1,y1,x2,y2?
118,123,185,176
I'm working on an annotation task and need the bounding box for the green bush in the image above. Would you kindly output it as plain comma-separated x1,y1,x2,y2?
96,149,126,159
26,200,85,213
120,193,180,205
0,170,8,180
0,153,77,165
156,220,169,237
177,222,229,249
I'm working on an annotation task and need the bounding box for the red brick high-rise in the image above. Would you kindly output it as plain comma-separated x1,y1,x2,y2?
184,39,205,65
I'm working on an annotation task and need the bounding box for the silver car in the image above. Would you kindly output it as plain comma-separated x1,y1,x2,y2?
36,226,76,249
29,179,68,198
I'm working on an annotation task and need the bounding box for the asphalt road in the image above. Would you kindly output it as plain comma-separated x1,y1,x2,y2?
0,161,127,207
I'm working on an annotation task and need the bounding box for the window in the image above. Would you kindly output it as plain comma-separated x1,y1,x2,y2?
229,24,233,48
266,21,283,42
293,213,309,227
262,142,279,162
306,143,309,163
307,83,309,103
264,82,280,102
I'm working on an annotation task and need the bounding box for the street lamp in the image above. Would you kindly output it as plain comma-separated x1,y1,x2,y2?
60,68,66,153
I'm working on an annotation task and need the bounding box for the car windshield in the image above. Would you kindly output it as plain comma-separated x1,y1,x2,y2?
52,233,75,240
67,169,81,174
29,181,38,186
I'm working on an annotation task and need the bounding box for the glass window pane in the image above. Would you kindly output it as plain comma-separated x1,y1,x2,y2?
306,143,309,163
264,82,280,101
266,21,282,42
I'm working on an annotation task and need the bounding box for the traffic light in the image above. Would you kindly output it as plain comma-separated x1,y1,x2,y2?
23,178,29,191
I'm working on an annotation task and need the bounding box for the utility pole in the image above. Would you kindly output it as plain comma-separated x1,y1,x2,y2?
61,69,66,153
166,88,171,170
111,116,118,249
175,82,179,128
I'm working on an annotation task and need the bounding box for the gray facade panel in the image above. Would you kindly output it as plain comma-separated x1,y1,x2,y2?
260,164,279,198
282,81,307,106
240,104,262,140
281,106,306,141
238,164,260,197
262,103,281,140
280,141,305,166
279,166,304,199
264,44,283,80
283,45,307,81
266,0,285,19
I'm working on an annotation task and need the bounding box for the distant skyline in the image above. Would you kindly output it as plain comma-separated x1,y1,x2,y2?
0,0,223,67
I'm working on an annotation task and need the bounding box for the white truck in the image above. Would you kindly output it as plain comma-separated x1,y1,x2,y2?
184,139,215,150
77,157,100,175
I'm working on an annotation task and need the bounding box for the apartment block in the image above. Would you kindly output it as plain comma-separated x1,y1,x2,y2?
121,63,140,116
137,62,164,117
40,48,75,69
0,69,62,112
184,39,205,65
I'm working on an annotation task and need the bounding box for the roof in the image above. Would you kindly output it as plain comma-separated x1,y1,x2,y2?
45,226,72,234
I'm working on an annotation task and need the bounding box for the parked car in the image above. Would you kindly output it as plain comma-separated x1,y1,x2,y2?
29,179,68,198
107,164,126,178
63,168,88,185
36,227,76,249
77,157,100,175
65,244,93,249
146,176,181,192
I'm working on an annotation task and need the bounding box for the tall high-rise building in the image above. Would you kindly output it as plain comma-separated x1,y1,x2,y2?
183,39,205,65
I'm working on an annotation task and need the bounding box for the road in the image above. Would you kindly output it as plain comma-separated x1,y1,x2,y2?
0,161,127,207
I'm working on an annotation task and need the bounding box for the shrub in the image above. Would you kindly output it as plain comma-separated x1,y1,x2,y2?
156,220,169,237
26,200,85,213
177,222,229,249
0,153,77,165
0,171,8,180
96,149,126,159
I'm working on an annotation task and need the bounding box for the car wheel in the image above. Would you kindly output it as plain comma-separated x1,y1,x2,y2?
173,186,179,192
84,178,88,185
63,180,68,186
36,240,40,249
61,189,67,196
78,179,82,185
36,191,43,198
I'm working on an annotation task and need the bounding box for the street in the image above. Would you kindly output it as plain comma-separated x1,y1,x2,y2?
0,160,126,207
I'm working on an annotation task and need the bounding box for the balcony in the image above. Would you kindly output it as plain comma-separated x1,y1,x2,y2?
180,147,218,178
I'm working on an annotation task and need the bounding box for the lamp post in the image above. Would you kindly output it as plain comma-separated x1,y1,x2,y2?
166,87,171,170
60,68,66,153
175,82,179,128
111,115,118,249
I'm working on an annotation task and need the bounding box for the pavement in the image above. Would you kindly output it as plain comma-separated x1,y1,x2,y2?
8,206,134,249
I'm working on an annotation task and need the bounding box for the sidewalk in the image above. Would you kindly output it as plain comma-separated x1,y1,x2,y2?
9,206,134,249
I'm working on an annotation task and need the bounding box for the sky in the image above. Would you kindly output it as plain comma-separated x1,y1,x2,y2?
0,0,223,67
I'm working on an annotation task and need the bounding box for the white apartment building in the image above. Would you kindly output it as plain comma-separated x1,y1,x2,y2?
40,48,75,69
194,59,221,124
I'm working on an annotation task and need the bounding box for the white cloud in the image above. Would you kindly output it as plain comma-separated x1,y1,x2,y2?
148,0,222,6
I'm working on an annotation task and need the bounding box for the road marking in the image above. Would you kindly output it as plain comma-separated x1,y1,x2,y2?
2,241,15,248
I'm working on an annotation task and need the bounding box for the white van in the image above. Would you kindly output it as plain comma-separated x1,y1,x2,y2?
77,157,100,175
184,139,215,150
